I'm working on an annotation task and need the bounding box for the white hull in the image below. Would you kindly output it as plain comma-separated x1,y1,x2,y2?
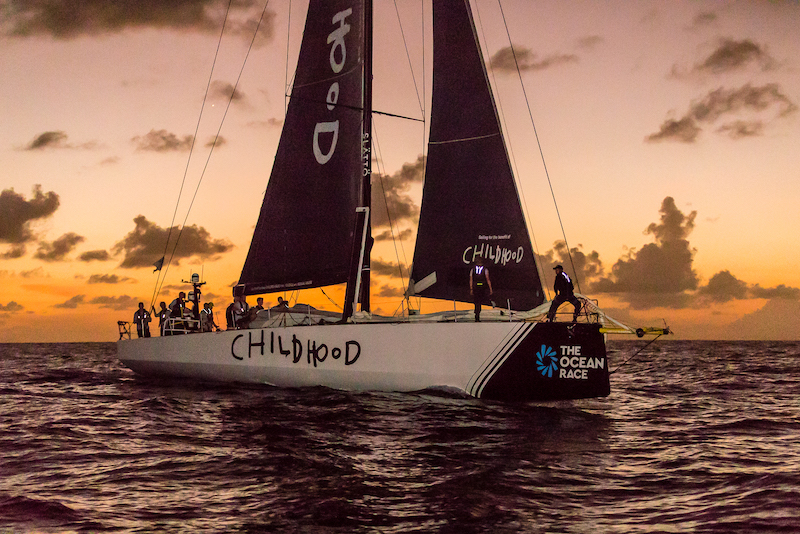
118,320,610,401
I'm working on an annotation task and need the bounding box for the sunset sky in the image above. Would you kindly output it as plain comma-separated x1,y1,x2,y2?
2,0,799,342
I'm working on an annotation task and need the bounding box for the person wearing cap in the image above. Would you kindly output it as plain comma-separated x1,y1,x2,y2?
469,257,493,322
546,265,580,322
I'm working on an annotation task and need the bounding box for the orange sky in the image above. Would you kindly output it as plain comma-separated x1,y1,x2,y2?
2,0,800,342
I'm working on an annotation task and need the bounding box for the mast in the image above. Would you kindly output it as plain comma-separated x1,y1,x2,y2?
343,0,373,320
359,0,373,312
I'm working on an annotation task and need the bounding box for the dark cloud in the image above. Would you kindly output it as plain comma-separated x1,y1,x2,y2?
489,46,578,73
372,156,424,236
79,249,112,262
647,84,796,143
376,284,403,299
694,39,774,75
54,295,85,309
112,215,234,268
132,129,194,152
210,81,245,103
689,11,717,29
749,284,800,300
248,118,283,129
371,259,405,279
89,295,140,310
716,120,763,139
373,228,413,242
205,135,226,148
538,241,604,292
3,0,275,42
593,197,699,309
0,186,60,255
23,130,68,150
19,267,46,278
1,245,27,259
87,274,134,284
697,270,748,303
34,232,86,262
21,130,98,150
0,301,24,312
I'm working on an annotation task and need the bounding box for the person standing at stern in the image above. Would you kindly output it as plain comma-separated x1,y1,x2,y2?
546,265,580,323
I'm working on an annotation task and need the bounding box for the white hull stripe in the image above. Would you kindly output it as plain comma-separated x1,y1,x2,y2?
466,322,535,397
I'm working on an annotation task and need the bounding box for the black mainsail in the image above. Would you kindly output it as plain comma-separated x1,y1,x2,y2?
238,0,365,295
409,0,545,311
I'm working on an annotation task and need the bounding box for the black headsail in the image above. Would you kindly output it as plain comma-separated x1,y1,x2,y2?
238,0,365,296
408,0,545,311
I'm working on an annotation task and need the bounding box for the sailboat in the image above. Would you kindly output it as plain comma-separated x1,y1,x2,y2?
118,0,666,401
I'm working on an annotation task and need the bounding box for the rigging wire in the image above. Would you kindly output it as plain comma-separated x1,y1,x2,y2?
392,0,426,117
150,0,235,311
473,0,549,300
609,334,664,374
494,0,582,295
155,0,272,306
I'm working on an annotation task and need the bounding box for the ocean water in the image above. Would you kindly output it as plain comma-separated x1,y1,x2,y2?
1,340,798,533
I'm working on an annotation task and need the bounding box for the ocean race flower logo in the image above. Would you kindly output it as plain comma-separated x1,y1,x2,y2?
536,345,558,377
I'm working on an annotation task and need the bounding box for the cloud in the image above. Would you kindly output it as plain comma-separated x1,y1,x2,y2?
248,118,283,129
371,258,405,279
719,299,800,340
23,130,68,150
19,267,46,279
593,197,699,309
538,241,604,292
79,249,111,262
0,185,61,254
696,270,748,303
132,129,194,152
375,284,403,299
21,130,98,151
89,295,140,310
34,232,86,262
716,120,763,140
0,301,24,312
3,0,276,42
210,81,245,103
489,46,578,73
54,295,86,309
205,135,226,148
749,284,800,300
112,215,234,268
371,156,424,237
87,274,135,284
689,11,717,30
676,39,775,77
646,84,796,143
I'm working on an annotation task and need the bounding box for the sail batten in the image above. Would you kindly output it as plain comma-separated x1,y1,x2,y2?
409,0,545,311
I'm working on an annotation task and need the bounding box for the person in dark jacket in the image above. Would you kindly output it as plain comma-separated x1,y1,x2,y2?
546,265,580,322
469,257,493,322
133,302,151,338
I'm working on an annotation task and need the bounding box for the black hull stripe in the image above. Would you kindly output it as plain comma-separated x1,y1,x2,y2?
467,322,535,397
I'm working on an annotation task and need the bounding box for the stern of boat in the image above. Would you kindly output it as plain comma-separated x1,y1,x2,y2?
476,322,610,402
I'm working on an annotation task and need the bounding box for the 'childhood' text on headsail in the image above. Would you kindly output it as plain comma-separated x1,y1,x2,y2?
463,243,524,266
313,8,353,165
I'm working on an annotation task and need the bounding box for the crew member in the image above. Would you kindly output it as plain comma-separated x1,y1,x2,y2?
200,302,220,332
469,257,493,322
157,301,168,335
546,265,580,322
133,302,152,338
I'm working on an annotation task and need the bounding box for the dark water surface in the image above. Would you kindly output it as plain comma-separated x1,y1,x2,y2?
1,341,799,533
